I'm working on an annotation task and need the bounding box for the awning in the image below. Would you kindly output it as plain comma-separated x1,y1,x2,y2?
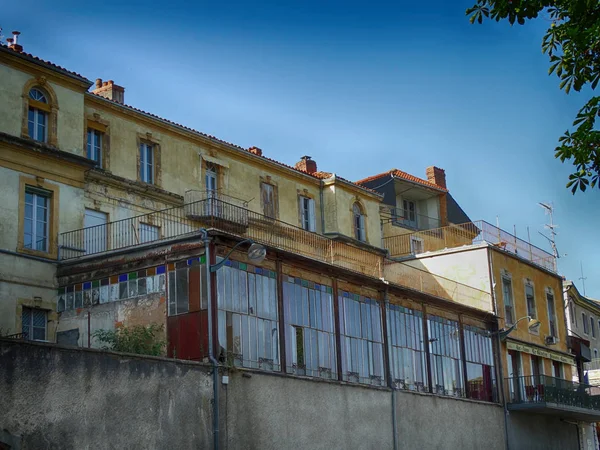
201,154,229,168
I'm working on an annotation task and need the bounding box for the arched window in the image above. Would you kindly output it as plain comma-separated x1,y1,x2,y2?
353,202,366,242
27,87,50,142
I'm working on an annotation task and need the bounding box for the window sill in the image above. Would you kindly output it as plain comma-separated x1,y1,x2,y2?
16,246,57,260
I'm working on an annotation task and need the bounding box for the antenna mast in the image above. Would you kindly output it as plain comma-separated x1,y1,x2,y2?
579,261,588,296
538,202,559,268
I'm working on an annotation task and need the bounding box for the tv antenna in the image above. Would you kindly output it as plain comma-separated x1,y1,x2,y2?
579,261,587,296
538,202,560,260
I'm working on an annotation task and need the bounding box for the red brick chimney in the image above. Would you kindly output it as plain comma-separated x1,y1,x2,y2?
295,156,317,175
7,31,23,52
248,146,263,156
426,166,446,189
92,78,125,104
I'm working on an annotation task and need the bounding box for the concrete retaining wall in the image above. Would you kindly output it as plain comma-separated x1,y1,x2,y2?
0,339,213,450
508,411,579,450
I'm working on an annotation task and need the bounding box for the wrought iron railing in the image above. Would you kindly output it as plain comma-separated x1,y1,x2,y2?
506,375,600,411
59,198,492,310
384,206,441,231
383,220,556,272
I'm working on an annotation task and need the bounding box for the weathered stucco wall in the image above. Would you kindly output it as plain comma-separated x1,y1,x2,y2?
0,339,213,450
56,292,167,349
403,247,492,294
0,165,84,336
0,254,57,336
0,62,85,154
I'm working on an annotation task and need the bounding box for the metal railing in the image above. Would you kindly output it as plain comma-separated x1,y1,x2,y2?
59,198,492,309
383,220,556,272
384,206,441,231
506,375,600,411
584,359,600,371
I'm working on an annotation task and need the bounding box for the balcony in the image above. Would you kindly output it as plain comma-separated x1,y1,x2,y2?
384,206,441,231
506,375,600,421
59,197,491,311
383,220,557,273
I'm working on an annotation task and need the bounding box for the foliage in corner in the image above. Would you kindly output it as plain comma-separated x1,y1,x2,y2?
93,323,166,356
466,0,600,193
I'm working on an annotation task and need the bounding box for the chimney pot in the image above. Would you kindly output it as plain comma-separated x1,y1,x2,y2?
295,155,317,175
92,79,126,104
426,166,447,189
6,38,13,44
248,146,263,157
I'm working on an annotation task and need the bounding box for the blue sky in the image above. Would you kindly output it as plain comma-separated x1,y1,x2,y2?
4,0,599,297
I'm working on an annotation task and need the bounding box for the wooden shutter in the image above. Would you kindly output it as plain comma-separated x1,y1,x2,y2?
308,198,316,232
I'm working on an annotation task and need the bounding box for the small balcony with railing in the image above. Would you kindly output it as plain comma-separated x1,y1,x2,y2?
506,375,600,421
58,195,493,312
383,206,441,231
383,220,557,273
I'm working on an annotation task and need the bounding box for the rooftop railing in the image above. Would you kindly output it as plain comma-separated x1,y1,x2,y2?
506,374,600,411
383,220,556,273
59,197,492,311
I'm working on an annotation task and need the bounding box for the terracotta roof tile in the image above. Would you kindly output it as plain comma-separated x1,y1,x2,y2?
356,168,447,192
1,44,90,81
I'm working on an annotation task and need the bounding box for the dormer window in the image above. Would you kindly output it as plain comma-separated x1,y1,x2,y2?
28,88,49,142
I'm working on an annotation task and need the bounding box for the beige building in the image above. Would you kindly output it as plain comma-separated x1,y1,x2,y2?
0,33,596,450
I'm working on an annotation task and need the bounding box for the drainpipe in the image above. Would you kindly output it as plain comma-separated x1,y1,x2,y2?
319,180,326,234
384,292,398,450
487,249,510,450
200,229,220,450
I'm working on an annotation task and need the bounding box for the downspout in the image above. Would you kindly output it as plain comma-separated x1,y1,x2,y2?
384,292,399,450
319,180,326,234
200,229,220,450
487,249,510,450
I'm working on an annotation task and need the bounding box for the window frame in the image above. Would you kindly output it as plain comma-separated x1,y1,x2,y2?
352,202,366,242
139,142,155,184
28,103,48,142
21,306,48,341
403,199,417,228
410,236,424,254
545,288,558,339
591,316,596,339
139,222,161,244
582,312,589,334
524,281,537,327
136,133,161,186
86,127,103,167
260,181,278,219
338,290,385,386
17,176,59,259
21,81,58,146
501,274,515,326
299,195,316,232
